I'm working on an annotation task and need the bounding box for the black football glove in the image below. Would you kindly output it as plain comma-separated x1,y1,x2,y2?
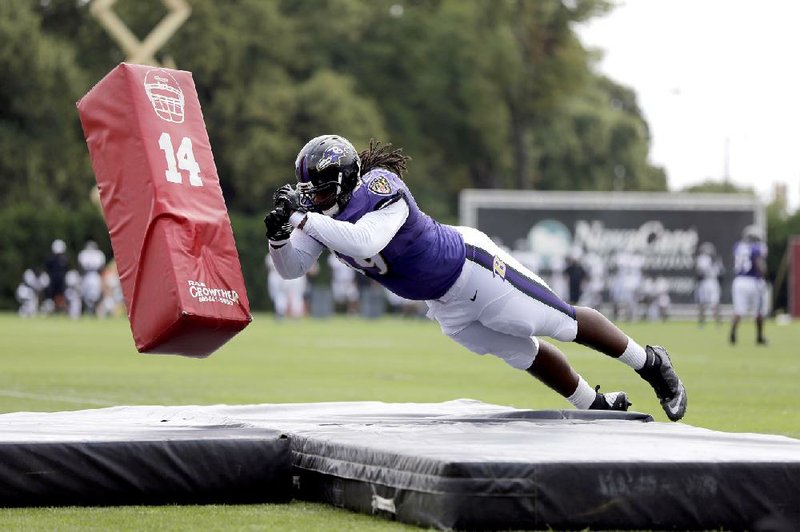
273,184,305,218
264,209,293,242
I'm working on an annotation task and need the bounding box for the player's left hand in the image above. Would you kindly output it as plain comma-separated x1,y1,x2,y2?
273,184,305,218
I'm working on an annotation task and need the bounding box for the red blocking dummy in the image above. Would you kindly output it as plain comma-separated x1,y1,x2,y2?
77,63,252,357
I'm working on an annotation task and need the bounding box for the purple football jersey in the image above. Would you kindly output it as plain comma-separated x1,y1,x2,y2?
733,240,767,278
333,169,465,300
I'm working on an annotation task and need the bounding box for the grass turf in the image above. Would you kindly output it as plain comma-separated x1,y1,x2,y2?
0,312,798,530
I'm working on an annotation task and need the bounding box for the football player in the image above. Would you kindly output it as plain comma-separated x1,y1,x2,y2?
730,225,768,345
694,242,724,325
265,135,687,421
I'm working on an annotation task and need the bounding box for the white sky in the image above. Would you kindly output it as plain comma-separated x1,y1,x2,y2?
577,0,800,211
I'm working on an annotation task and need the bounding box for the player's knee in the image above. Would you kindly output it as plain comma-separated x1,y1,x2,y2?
448,327,490,355
574,306,601,333
503,351,537,370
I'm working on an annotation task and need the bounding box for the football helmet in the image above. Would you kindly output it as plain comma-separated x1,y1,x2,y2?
742,224,763,242
143,69,185,124
294,135,361,216
698,242,716,256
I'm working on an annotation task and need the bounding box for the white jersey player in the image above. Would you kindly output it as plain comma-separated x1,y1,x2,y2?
78,241,106,315
327,252,359,314
265,254,307,319
694,242,723,325
610,251,644,321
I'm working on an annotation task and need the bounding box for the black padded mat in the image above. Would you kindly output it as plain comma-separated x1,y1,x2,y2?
0,408,291,507
0,400,798,530
216,401,800,530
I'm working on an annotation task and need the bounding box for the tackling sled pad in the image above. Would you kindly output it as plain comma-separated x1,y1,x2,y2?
77,63,251,357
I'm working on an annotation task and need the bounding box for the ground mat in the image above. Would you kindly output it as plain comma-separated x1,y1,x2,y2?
0,407,291,506
0,400,798,530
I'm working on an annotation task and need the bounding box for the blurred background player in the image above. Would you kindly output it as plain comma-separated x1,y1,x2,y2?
564,249,587,305
610,250,644,321
327,251,360,315
265,253,308,319
265,254,288,319
43,239,69,314
283,273,308,319
64,269,83,319
642,276,671,322
694,242,724,326
78,240,106,316
265,135,687,421
99,260,124,318
578,251,606,310
730,225,768,345
15,269,44,318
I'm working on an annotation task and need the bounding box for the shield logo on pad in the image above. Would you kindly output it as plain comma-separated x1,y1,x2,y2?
368,176,393,195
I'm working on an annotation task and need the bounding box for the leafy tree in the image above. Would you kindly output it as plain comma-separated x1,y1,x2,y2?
20,0,663,216
280,0,489,218
765,200,800,313
492,0,610,189
0,0,91,210
682,180,755,194
538,76,667,191
172,0,305,212
0,0,680,308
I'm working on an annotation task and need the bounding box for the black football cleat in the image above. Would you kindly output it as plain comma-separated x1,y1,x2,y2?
637,345,687,421
589,385,632,411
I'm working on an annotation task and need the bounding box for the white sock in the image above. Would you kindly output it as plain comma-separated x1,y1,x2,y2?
567,376,596,409
618,337,647,370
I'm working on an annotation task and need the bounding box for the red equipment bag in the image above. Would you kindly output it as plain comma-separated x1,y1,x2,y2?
77,63,252,357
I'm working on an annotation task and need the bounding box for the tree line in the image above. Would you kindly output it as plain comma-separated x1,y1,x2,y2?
2,0,665,221
7,0,799,313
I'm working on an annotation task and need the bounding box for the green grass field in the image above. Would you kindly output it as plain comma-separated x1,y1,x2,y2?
1,312,799,530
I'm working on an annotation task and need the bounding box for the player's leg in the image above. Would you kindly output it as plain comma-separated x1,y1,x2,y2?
697,281,707,325
287,277,307,318
448,321,629,411
730,276,751,344
530,340,631,411
571,306,627,355
467,229,685,420
441,227,632,412
571,304,687,421
756,280,768,345
711,281,722,325
432,226,682,419
730,314,740,344
273,279,289,318
695,279,710,325
755,315,766,344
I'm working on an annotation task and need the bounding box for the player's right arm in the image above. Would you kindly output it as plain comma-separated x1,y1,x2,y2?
288,199,409,258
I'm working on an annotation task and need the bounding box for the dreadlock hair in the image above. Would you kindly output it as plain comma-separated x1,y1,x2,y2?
358,139,410,178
